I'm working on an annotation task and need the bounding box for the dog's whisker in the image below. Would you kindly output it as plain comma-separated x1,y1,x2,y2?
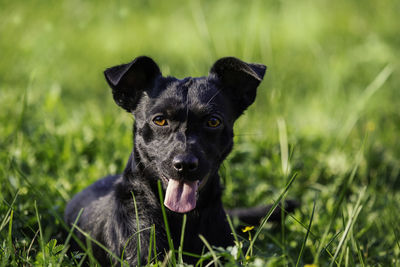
206,89,221,105
234,133,266,137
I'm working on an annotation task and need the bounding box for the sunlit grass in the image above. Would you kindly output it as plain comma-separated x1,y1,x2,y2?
1,0,399,266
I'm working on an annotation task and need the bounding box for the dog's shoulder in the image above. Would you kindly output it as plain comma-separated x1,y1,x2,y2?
64,175,122,226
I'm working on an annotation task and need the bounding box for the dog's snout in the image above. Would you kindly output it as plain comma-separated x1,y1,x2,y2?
173,154,198,173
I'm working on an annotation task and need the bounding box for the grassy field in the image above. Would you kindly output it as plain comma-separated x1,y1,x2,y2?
1,0,400,266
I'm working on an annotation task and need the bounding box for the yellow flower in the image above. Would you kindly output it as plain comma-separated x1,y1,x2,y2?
304,264,318,267
241,226,254,233
366,121,376,132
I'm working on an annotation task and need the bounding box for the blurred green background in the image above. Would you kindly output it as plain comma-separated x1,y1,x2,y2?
1,0,399,265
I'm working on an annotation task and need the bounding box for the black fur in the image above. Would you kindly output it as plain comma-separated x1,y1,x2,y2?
65,56,270,265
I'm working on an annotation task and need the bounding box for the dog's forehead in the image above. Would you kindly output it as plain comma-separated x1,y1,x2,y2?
146,77,224,115
166,77,217,103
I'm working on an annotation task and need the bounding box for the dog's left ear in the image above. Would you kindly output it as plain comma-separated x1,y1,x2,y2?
209,57,266,115
104,56,162,112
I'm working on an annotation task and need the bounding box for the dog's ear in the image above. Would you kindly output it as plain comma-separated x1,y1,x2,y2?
104,56,162,112
209,57,266,115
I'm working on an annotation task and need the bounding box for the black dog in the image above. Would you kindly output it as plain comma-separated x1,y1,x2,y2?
65,56,288,265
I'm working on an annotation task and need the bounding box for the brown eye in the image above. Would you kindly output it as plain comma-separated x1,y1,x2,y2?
153,116,168,126
207,117,221,128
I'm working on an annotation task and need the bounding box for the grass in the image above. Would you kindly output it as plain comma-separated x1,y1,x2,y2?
1,0,400,265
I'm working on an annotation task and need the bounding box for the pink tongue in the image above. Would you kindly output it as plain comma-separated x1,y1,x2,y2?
164,179,198,213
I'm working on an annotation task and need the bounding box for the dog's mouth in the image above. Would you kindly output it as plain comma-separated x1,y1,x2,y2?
161,176,208,213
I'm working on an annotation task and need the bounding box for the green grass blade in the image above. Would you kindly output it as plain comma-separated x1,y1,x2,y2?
352,232,365,267
339,64,393,140
121,226,154,266
131,191,141,266
181,250,202,259
245,172,297,258
147,224,155,265
26,229,40,262
394,227,400,251
295,194,316,267
74,224,122,266
225,214,245,261
34,200,46,266
85,233,96,266
277,117,290,176
178,214,187,264
7,209,14,264
314,148,363,264
157,180,176,266
329,186,366,267
57,208,84,267
198,234,222,267
319,230,342,260
0,190,19,232
77,254,87,267
153,224,159,263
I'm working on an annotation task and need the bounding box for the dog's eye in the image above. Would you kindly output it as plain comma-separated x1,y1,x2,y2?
207,117,221,128
153,116,168,126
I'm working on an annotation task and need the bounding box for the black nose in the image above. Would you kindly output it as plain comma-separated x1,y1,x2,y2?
173,154,199,173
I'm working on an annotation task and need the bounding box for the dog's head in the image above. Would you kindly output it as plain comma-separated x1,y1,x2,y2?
104,56,266,213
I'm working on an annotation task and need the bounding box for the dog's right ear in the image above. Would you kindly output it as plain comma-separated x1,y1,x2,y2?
209,57,266,117
104,56,162,112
